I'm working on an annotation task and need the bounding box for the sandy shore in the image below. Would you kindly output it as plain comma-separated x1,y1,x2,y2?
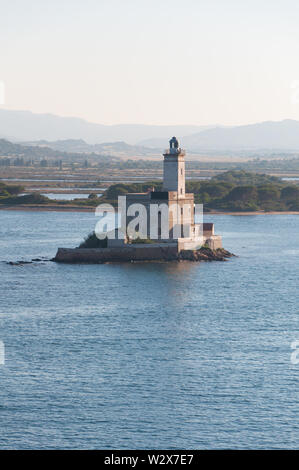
1,204,299,215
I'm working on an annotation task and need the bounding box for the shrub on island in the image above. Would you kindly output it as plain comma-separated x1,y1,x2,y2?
0,192,50,205
78,232,108,249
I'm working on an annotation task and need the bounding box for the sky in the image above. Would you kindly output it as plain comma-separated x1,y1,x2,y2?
1,0,299,126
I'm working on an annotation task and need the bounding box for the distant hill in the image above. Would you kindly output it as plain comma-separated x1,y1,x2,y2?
183,119,299,151
3,109,299,153
0,138,60,158
21,139,158,157
137,127,214,148
0,109,206,144
0,138,119,162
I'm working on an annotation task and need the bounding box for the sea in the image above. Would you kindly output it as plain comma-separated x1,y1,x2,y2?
0,210,298,449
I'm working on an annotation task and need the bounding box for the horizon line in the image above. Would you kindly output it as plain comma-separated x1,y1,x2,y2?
1,106,298,128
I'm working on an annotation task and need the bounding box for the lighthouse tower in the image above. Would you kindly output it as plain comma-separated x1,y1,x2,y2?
163,136,185,197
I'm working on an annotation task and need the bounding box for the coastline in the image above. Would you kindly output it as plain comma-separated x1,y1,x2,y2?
1,204,299,215
0,204,95,212
207,210,299,216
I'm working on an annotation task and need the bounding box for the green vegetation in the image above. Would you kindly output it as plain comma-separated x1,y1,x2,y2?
0,185,52,205
0,193,50,205
0,182,51,205
0,182,24,198
78,232,108,248
0,182,103,207
211,170,281,185
100,171,299,212
192,171,299,211
101,182,163,205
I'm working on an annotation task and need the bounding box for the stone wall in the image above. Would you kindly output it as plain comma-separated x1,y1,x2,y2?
205,235,223,250
54,243,179,263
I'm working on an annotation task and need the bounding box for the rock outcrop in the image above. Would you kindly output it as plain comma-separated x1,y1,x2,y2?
179,247,235,262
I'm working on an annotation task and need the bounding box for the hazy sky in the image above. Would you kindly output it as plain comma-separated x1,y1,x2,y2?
1,0,299,126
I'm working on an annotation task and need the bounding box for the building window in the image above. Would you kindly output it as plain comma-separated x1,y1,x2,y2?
158,211,161,238
180,188,183,194
181,168,183,175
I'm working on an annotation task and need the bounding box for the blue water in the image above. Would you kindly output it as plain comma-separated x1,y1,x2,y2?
40,193,102,200
20,193,102,200
0,210,298,449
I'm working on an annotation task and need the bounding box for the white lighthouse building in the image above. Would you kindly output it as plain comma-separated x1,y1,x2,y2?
123,137,222,251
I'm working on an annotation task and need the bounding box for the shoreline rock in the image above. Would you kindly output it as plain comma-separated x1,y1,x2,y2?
179,247,235,262
6,257,50,266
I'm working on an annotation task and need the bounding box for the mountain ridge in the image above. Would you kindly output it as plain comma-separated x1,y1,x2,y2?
2,109,299,151
183,119,299,150
0,109,208,144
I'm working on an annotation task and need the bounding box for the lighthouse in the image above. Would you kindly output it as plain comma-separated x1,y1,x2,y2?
122,136,221,250
163,136,185,197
